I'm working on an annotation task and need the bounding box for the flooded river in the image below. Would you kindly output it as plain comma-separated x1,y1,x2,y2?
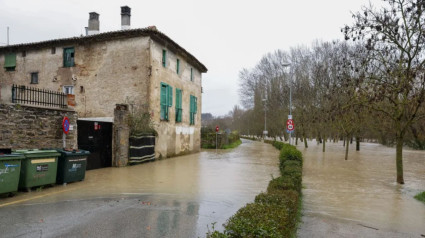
298,140,425,237
0,139,279,237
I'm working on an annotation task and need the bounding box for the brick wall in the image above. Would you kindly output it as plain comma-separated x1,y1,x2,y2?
0,104,77,150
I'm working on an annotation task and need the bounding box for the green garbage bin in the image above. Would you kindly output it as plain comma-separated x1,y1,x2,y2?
0,153,24,195
56,149,90,185
16,149,60,190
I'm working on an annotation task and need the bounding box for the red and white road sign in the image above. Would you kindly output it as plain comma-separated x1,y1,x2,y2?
215,125,219,132
286,119,294,131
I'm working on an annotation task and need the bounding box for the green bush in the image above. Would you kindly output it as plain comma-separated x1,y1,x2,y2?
224,203,294,238
282,160,301,168
255,190,299,208
267,176,298,193
272,141,284,150
415,191,425,204
279,146,303,170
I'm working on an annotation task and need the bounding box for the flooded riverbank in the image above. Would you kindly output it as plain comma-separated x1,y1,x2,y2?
298,140,425,237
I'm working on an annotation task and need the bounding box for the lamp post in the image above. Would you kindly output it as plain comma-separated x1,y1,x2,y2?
282,63,292,144
262,98,267,139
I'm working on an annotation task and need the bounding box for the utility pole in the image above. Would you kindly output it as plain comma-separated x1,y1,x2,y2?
282,63,292,144
262,98,267,139
7,27,10,45
289,81,292,145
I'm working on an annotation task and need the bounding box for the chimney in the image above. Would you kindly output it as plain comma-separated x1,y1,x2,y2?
121,6,131,30
88,12,100,35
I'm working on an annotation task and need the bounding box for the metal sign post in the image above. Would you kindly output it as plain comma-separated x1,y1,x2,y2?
62,117,70,149
287,116,294,145
215,126,219,153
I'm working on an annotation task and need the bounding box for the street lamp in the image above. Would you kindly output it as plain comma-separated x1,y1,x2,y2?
282,63,292,145
262,98,267,139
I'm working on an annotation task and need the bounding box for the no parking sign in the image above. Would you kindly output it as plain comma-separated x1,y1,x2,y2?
62,117,70,134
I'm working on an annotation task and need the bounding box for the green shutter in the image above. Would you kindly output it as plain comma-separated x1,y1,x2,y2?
194,96,198,113
63,47,75,67
176,59,180,74
175,88,182,122
4,53,16,68
190,68,193,81
162,50,167,67
189,95,193,113
168,85,173,107
160,83,167,120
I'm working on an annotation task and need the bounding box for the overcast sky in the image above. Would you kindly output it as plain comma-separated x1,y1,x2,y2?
0,0,381,116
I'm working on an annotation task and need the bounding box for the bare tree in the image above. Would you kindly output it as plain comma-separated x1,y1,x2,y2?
344,0,425,183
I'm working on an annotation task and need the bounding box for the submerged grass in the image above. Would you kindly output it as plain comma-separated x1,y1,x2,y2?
415,191,425,204
222,139,242,149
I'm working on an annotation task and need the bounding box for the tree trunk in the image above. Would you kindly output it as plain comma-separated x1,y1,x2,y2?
345,136,349,160
350,137,353,144
323,136,326,152
303,135,308,148
295,136,298,145
396,136,404,184
343,138,346,147
356,137,360,151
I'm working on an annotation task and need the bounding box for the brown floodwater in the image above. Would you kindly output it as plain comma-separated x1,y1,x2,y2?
0,139,279,237
299,140,425,236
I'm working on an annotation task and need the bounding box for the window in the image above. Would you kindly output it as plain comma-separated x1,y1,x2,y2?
189,95,197,125
51,47,56,54
4,53,16,71
176,59,180,74
63,47,75,67
162,49,167,67
30,72,38,84
22,51,26,57
190,68,194,81
63,86,74,95
175,88,182,122
160,82,173,120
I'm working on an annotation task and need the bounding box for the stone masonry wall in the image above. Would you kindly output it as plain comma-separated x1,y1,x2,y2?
0,104,77,150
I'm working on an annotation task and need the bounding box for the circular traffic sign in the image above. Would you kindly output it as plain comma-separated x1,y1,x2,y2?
62,117,70,134
286,119,295,131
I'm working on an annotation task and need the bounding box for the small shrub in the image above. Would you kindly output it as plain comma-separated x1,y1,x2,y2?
267,176,298,193
272,141,284,150
255,190,299,228
224,203,293,238
415,191,425,204
279,146,303,170
255,190,299,207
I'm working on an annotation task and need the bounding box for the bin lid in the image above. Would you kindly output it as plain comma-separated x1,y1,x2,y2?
0,153,25,160
57,149,91,157
14,149,61,158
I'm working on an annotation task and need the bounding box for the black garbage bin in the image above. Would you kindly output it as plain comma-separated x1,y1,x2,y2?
56,149,90,185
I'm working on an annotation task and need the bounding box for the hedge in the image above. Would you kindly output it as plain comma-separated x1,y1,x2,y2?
207,139,303,238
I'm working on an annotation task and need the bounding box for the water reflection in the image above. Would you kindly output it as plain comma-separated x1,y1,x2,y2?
300,140,425,235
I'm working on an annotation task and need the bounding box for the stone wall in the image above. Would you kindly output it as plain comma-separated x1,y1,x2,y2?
0,37,151,118
0,103,77,150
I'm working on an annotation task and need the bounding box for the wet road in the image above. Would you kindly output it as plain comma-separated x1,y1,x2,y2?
0,139,279,238
297,140,425,238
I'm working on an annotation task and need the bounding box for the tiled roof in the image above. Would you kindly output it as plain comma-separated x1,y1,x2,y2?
0,27,207,73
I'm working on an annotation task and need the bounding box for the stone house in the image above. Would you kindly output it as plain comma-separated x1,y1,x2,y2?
0,7,207,164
